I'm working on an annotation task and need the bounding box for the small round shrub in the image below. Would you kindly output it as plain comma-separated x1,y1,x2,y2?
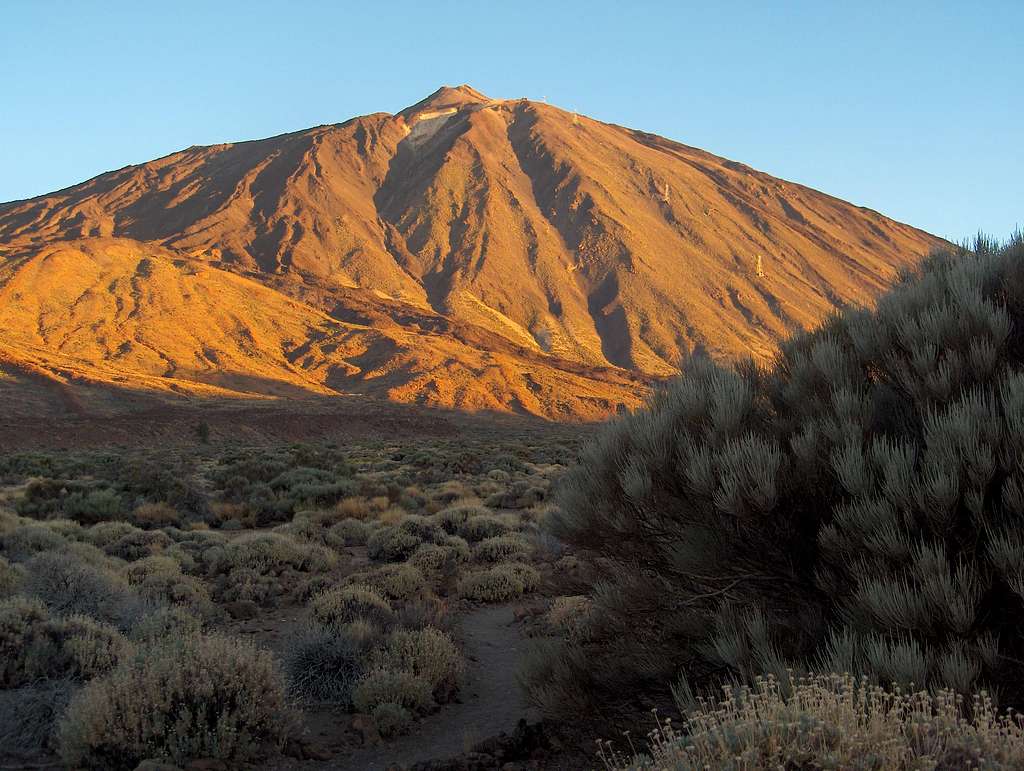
397,514,445,543
311,585,394,628
130,502,181,529
218,567,279,606
23,551,139,626
545,596,593,642
497,561,541,592
456,566,526,602
44,518,85,539
457,514,510,543
104,529,173,561
350,563,426,601
373,627,463,693
209,532,336,575
486,469,511,483
351,668,433,714
284,625,364,707
123,555,212,613
473,534,531,563
442,534,471,562
457,562,540,602
0,556,22,598
58,633,293,769
82,521,137,548
325,518,372,548
366,526,422,563
129,605,202,643
62,488,124,525
0,679,75,757
410,542,467,574
433,504,488,535
1,523,68,562
372,702,412,738
0,597,131,687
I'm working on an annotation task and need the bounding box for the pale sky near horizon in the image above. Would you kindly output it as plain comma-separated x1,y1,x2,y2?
1,0,1020,243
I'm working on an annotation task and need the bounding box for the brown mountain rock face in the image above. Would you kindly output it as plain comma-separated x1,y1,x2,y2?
0,85,945,419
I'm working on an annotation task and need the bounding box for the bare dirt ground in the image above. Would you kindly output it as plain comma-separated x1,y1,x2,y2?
0,392,579,452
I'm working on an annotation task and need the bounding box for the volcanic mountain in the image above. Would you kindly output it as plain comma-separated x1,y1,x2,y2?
0,85,945,420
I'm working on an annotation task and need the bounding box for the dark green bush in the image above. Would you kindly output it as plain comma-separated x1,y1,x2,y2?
283,624,365,707
533,234,1024,719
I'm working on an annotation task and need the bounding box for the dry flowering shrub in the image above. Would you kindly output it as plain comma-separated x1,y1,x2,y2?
59,633,293,769
603,673,1024,771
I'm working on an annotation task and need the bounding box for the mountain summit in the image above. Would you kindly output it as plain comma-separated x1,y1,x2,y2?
0,86,944,419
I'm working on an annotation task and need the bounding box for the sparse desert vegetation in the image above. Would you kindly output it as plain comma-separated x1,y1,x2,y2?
0,432,577,768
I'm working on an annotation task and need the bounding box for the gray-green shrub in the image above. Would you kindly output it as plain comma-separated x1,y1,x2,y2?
532,233,1024,719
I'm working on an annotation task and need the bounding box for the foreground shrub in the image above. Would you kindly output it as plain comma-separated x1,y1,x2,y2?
366,526,422,562
351,668,433,714
545,596,593,642
0,597,131,687
536,234,1024,718
58,633,292,769
325,517,373,548
372,627,462,694
207,532,335,576
457,562,538,602
130,501,181,529
410,540,469,574
605,673,1024,771
123,555,213,614
0,523,68,561
128,604,202,643
61,488,125,525
0,679,75,756
22,551,139,626
283,625,365,707
457,513,510,543
372,702,412,737
432,503,487,534
473,533,531,563
0,555,22,597
311,585,394,628
348,563,426,601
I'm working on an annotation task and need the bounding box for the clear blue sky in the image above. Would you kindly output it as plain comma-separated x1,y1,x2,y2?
2,1,1020,242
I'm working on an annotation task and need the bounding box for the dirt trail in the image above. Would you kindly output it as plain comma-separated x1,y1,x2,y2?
331,604,539,771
